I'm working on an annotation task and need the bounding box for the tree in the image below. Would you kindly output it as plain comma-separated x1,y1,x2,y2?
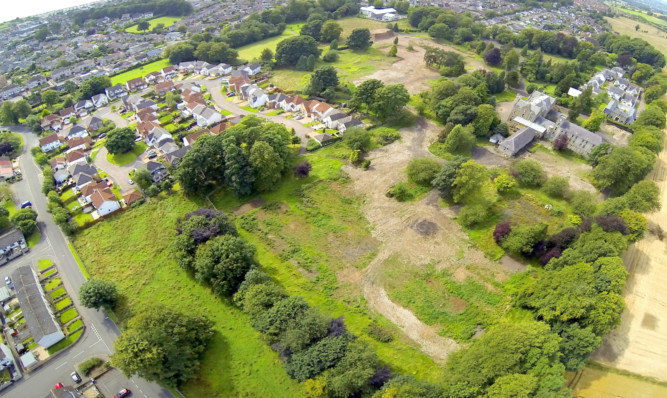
133,168,153,190
443,124,475,154
592,146,655,195
372,84,409,120
105,127,135,155
346,28,371,50
41,90,59,107
10,208,38,236
582,111,606,132
175,208,237,271
112,307,214,387
406,158,441,186
623,180,660,212
570,190,598,216
12,100,32,120
321,20,342,43
301,18,325,41
352,79,384,111
452,160,487,203
471,104,499,137
294,161,312,178
631,63,654,84
250,141,283,192
164,43,195,64
0,102,16,125
501,223,547,254
79,279,118,310
284,335,352,381
483,48,502,66
543,177,570,198
388,45,397,57
323,50,339,62
326,341,380,397
308,66,339,96
78,76,111,100
635,104,666,129
486,374,538,398
433,156,467,201
513,160,545,187
165,91,181,109
137,21,150,32
194,235,255,296
344,128,372,152
505,70,519,88
275,36,320,66
504,49,520,70
194,42,238,64
260,48,274,63
494,174,515,194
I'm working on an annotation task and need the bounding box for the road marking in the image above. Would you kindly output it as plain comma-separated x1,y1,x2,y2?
72,350,85,359
89,340,101,348
55,361,68,370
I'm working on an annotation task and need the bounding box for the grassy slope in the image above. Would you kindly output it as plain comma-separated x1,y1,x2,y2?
613,6,667,28
73,195,302,397
236,23,303,62
125,17,182,33
111,59,171,86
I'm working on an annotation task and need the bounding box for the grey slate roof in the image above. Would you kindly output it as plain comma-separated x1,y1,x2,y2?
0,229,24,250
11,266,62,347
499,127,536,156
560,120,603,146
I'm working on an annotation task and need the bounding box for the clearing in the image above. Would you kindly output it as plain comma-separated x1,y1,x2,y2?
106,142,147,166
593,128,667,383
125,17,182,33
110,59,171,86
236,23,302,62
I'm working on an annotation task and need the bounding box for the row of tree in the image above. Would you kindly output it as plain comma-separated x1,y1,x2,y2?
71,0,193,25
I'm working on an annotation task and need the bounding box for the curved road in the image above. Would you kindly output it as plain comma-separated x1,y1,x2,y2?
0,127,172,398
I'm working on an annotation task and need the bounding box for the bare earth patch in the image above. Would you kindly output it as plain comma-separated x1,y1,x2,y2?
593,130,667,383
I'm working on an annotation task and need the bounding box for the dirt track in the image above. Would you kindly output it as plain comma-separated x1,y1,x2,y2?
344,119,506,363
593,128,667,382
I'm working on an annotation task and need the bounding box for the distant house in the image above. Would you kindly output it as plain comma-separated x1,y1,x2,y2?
182,130,209,146
154,81,175,96
91,93,108,108
245,85,268,108
25,75,47,90
74,100,94,117
11,265,65,348
59,107,76,124
39,134,65,153
0,84,23,101
604,100,637,125
313,133,335,146
90,187,120,216
50,156,66,171
50,67,72,81
360,6,399,21
498,127,537,156
242,62,261,76
0,160,13,182
144,71,164,85
41,114,62,132
126,77,147,92
67,137,92,151
123,189,143,206
105,84,127,100
193,106,223,127
67,125,89,140
144,160,168,182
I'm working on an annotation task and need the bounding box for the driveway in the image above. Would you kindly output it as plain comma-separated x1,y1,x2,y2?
93,147,143,193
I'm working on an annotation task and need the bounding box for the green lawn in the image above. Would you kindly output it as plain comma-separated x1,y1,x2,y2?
2,200,16,217
47,329,82,355
45,277,62,291
38,259,54,271
55,297,72,311
110,59,171,85
240,106,259,113
27,231,41,247
125,17,183,33
50,287,66,299
220,109,232,116
60,308,78,324
236,23,303,62
73,211,94,226
60,189,77,203
496,90,517,103
106,142,147,166
266,109,284,116
67,319,83,333
42,268,57,278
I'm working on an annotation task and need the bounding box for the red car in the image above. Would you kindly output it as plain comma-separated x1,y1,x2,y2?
54,383,64,389
115,389,131,398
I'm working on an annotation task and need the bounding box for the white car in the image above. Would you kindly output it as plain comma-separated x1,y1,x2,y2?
128,179,135,185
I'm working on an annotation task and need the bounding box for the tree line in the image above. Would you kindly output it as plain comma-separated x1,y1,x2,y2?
71,0,193,25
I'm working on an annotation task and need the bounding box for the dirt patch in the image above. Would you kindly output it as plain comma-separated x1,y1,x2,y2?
233,198,266,215
411,219,439,236
497,98,518,122
498,255,527,274
593,127,667,382
601,123,632,147
570,365,667,398
449,296,468,314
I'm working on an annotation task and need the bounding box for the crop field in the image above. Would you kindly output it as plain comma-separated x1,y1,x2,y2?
110,59,171,85
569,365,667,398
125,17,182,33
613,7,667,28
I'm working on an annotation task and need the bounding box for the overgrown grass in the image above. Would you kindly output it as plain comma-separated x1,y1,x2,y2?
125,17,182,33
68,244,89,279
47,329,83,355
60,308,78,324
38,259,54,271
236,23,303,61
495,90,517,103
110,59,171,86
106,142,147,166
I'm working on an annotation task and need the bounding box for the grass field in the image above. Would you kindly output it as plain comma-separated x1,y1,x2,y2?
607,16,667,61
613,6,667,28
496,90,517,103
236,23,303,62
27,231,41,247
106,142,147,166
60,308,78,324
110,59,171,86
47,329,82,355
38,259,54,271
126,17,182,33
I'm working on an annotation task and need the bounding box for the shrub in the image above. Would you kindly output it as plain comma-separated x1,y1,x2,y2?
513,160,545,187
539,246,562,265
501,223,548,254
361,159,371,170
78,357,103,376
547,227,579,249
378,129,401,145
387,182,413,202
493,221,511,243
323,50,339,62
594,215,629,235
366,324,393,342
458,204,489,228
570,191,598,217
306,139,321,151
553,134,568,150
494,174,515,194
406,158,441,186
543,177,570,198
294,162,312,178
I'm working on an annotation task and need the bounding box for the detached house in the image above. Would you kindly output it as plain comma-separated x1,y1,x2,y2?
65,149,87,166
91,93,108,108
74,100,94,117
91,188,120,216
193,106,223,127
154,81,175,96
105,84,127,100
245,85,268,108
144,71,164,85
39,134,64,153
242,63,261,76
67,125,89,140
59,107,76,124
126,77,147,92
68,163,100,190
161,65,177,80
144,161,168,182
41,114,62,131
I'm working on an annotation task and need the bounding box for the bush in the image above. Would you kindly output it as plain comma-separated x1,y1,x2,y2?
406,158,441,186
378,129,401,145
501,223,548,254
294,162,312,178
543,177,570,199
366,324,393,342
570,191,598,216
306,139,321,151
387,182,413,202
78,357,103,376
458,204,489,228
323,50,339,62
493,174,515,194
344,128,372,152
493,221,511,244
513,160,545,187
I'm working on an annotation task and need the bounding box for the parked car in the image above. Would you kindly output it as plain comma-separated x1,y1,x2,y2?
4,276,11,287
98,133,106,139
54,383,64,389
128,179,134,185
147,151,157,159
226,92,235,97
71,371,82,383
114,388,131,398
20,201,31,208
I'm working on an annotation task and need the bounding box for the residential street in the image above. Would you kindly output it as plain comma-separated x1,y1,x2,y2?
93,147,143,193
0,126,172,398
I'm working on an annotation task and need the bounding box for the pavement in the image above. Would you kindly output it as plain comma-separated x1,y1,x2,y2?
0,126,173,398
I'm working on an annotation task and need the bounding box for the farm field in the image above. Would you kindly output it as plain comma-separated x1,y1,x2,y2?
110,59,171,85
606,16,667,59
569,365,667,398
125,17,182,33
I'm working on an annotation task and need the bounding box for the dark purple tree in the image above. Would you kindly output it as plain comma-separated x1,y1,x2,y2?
595,215,630,235
554,134,568,151
547,227,579,249
328,316,347,337
483,48,502,66
539,246,562,265
293,161,313,178
493,221,512,244
370,366,392,388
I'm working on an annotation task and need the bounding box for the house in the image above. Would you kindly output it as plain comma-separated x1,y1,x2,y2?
154,81,175,96
281,95,306,112
0,229,27,265
194,106,223,127
25,75,47,90
339,117,363,132
323,110,348,129
313,133,335,145
53,168,70,184
164,145,190,167
67,137,92,151
267,93,287,109
205,63,232,77
68,163,99,190
126,77,148,92
50,156,66,171
541,113,603,156
229,75,252,95
614,77,630,90
360,6,399,21
179,82,202,93
145,127,174,148
608,86,624,101
242,62,261,76
84,116,104,132
67,125,89,140
59,107,76,124
144,160,168,182
91,93,108,108
567,87,582,97
309,101,335,121
90,188,120,216
39,133,64,153
507,91,555,128
182,130,209,146
165,32,183,41
65,149,87,165
498,127,538,156
11,265,65,348
50,67,72,81
0,160,13,182
604,100,637,125
245,85,268,108
144,71,164,84
41,114,62,131
123,189,143,206
79,181,109,204
0,84,23,101
161,65,177,80
105,84,127,100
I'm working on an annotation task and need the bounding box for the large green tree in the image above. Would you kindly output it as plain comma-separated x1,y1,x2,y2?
250,141,283,192
79,279,118,310
308,66,339,96
320,20,343,43
372,84,410,120
275,35,320,66
105,127,136,155
194,235,255,296
112,307,214,387
352,79,384,111
346,28,371,50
